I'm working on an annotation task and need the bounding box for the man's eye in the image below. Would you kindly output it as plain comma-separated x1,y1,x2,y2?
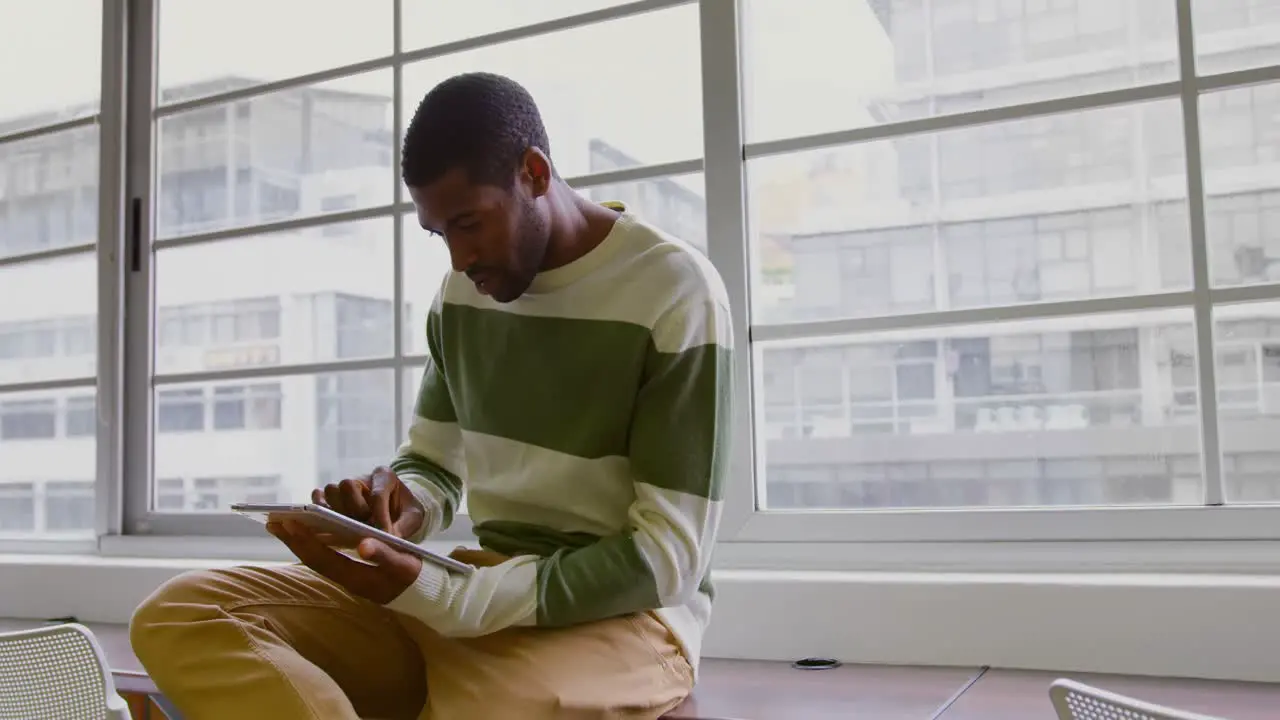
454,221,480,232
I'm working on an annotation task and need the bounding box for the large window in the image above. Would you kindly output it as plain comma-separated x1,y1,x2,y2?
3,0,1280,553
737,0,1280,542
133,0,702,536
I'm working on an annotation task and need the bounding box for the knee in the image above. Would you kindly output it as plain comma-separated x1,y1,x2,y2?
129,569,222,665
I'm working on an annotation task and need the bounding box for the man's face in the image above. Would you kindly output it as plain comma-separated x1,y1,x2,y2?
408,155,550,303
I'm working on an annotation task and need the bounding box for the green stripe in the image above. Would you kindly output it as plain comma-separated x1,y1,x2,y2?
479,518,714,626
630,341,734,500
474,519,601,557
535,531,661,627
437,305,654,459
435,304,732,501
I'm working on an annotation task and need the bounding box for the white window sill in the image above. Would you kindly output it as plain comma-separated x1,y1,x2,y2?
4,536,1280,684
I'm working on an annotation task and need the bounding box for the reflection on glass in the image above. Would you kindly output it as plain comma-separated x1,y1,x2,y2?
1214,304,1280,503
758,312,1204,510
157,0,392,105
741,0,1178,142
748,100,1190,325
155,71,394,239
0,391,97,537
401,6,702,178
153,370,395,512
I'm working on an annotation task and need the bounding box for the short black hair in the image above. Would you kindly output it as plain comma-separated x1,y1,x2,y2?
401,72,551,189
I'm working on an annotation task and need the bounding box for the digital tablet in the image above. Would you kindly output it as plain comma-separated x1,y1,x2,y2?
231,502,475,575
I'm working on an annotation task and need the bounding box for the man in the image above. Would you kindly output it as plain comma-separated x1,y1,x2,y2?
130,71,733,719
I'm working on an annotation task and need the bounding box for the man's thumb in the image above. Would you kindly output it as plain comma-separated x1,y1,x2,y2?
357,538,398,565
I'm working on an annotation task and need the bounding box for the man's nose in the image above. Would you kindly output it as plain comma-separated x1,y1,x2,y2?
448,240,477,273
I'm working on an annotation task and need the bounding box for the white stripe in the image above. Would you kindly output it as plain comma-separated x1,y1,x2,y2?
440,216,732,354
386,554,539,638
461,431,635,536
402,479,451,540
630,483,721,605
400,416,466,478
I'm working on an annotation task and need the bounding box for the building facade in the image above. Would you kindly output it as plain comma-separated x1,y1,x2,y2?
756,0,1280,509
4,1,1280,535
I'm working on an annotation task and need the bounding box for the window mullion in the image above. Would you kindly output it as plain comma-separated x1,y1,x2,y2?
121,0,159,534
1174,0,1225,506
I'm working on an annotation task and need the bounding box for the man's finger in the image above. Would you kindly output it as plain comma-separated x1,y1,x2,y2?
368,467,396,533
338,478,371,519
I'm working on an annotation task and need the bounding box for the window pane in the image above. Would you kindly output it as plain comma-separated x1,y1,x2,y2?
0,128,100,260
1199,83,1280,288
0,391,97,537
741,0,1178,143
154,218,394,373
400,6,701,179
1193,0,1280,75
155,71,393,239
154,370,395,512
0,2,102,134
401,215,454,356
757,311,1203,510
402,1,636,49
748,100,1190,325
157,0,392,106
0,255,98,384
1214,303,1280,503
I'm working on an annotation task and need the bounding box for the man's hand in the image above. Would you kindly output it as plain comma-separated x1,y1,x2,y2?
268,519,422,605
312,466,425,540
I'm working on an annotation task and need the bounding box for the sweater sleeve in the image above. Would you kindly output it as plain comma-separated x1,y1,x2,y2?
389,285,465,543
384,289,733,637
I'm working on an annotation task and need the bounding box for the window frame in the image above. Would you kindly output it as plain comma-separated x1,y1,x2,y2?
4,0,1280,559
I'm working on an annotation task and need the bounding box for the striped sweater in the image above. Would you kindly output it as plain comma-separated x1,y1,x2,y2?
385,205,733,673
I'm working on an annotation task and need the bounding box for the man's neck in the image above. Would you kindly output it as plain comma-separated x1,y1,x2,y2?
539,183,621,272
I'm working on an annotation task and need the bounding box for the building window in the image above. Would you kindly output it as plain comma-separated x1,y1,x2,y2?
170,475,282,512
0,483,36,532
44,480,95,532
213,383,282,431
156,478,186,511
157,389,205,433
64,395,96,438
0,399,58,440
0,323,57,360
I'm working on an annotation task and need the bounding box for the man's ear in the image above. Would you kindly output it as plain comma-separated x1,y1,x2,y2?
520,147,553,198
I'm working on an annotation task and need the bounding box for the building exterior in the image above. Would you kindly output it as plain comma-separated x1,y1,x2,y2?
755,0,1280,509
4,1,1280,534
1,78,404,533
